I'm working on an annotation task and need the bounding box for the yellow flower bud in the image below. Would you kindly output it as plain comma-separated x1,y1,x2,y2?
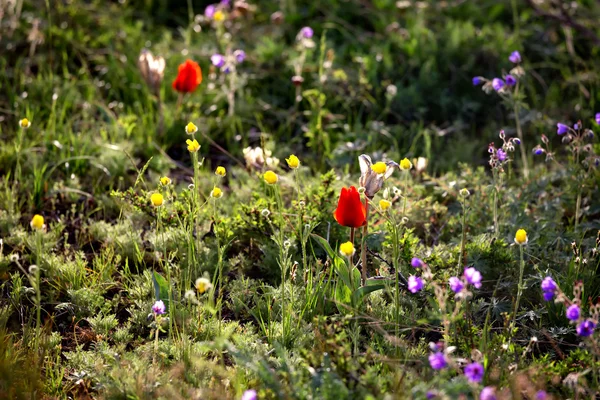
286,154,300,169
30,214,44,230
186,139,200,153
371,162,387,175
185,122,198,135
515,229,528,245
339,241,355,257
399,158,412,171
263,170,278,185
379,199,392,211
215,166,226,177
160,176,171,186
151,193,164,207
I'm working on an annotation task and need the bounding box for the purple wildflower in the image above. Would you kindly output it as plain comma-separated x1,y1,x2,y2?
428,352,447,370
464,362,484,383
408,276,424,293
473,77,482,85
574,122,581,130
576,319,596,337
509,51,521,64
480,386,497,400
426,392,436,400
556,123,569,135
299,26,313,39
211,54,225,68
464,267,482,289
505,75,516,86
566,304,580,321
513,138,521,145
533,147,544,156
234,49,246,63
205,4,216,18
535,390,548,400
220,0,230,5
595,113,600,125
241,389,257,400
411,257,425,268
152,300,166,315
496,149,507,162
541,277,557,301
449,277,464,293
492,78,504,91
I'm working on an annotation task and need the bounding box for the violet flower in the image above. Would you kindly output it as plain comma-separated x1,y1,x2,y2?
509,51,521,64
408,276,424,293
464,362,484,383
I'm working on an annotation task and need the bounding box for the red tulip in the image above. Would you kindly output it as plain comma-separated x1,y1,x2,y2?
172,59,202,93
333,186,367,228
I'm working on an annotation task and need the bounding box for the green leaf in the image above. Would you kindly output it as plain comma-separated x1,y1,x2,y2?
152,271,170,310
353,283,386,304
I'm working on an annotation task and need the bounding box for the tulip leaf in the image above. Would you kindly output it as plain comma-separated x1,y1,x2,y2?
353,283,386,304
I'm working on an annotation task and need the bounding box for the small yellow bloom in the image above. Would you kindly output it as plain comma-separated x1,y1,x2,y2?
160,176,171,186
399,158,412,171
210,186,223,198
19,118,31,129
195,277,213,294
286,154,300,169
185,122,198,135
263,170,278,185
186,139,200,153
515,229,528,245
30,214,44,230
379,199,392,211
371,162,387,175
215,166,226,177
213,10,225,22
339,241,355,257
151,193,164,207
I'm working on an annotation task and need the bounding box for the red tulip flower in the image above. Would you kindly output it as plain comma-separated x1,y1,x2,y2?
172,59,203,93
333,186,367,228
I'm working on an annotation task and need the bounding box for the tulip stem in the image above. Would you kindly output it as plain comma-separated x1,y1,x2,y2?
361,198,369,285
349,227,355,264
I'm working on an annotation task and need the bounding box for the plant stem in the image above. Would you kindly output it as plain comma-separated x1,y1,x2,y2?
511,244,526,331
513,91,529,178
360,198,369,285
458,196,468,274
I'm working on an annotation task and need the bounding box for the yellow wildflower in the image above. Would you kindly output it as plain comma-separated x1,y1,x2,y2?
186,139,200,153
210,186,223,198
399,158,412,171
286,154,300,169
195,277,213,294
151,193,164,207
185,122,198,135
514,229,528,245
215,166,226,177
379,199,392,211
371,162,387,175
160,176,171,186
263,170,278,185
339,241,355,257
19,118,31,129
213,10,225,22
30,214,44,230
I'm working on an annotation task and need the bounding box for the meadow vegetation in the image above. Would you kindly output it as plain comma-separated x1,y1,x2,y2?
1,0,600,398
